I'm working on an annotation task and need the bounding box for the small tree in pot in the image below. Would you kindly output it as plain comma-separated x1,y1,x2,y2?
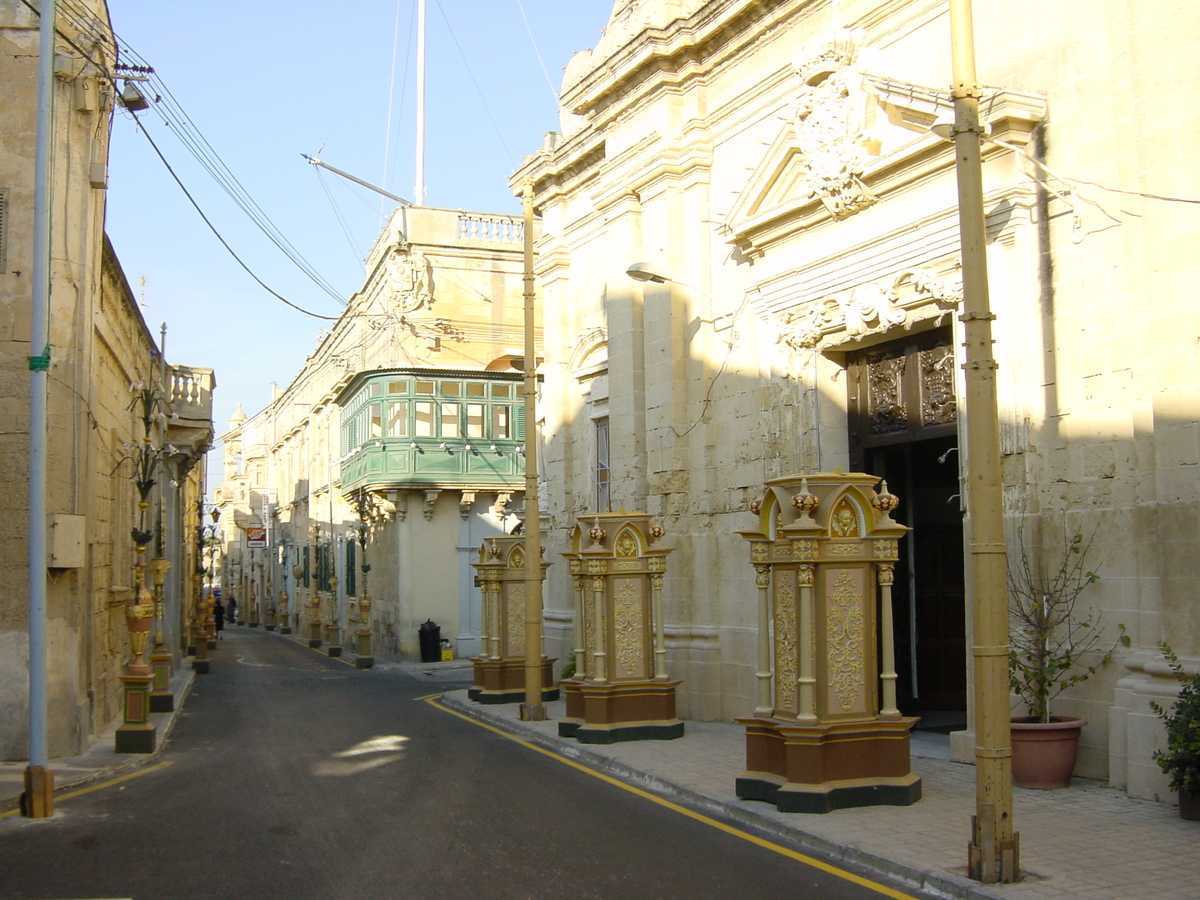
1007,525,1127,788
1151,641,1200,819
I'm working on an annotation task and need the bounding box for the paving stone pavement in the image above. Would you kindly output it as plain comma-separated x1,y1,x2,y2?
440,692,1200,900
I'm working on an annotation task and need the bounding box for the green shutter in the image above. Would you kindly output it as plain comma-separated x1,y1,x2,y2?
514,403,525,441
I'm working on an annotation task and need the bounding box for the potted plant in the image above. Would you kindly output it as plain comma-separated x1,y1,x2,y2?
1007,526,1127,788
1151,641,1200,820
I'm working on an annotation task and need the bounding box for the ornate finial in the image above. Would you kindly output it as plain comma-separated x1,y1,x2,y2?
749,498,763,516
588,521,607,546
872,480,900,518
649,524,666,542
792,478,819,521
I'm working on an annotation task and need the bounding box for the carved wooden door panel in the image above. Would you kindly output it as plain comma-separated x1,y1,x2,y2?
847,327,956,470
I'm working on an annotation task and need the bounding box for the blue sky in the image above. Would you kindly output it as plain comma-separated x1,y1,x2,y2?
103,0,612,448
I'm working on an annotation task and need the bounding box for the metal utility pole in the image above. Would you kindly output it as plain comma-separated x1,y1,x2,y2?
414,0,426,206
946,0,1019,883
520,180,545,721
302,155,412,206
23,0,57,820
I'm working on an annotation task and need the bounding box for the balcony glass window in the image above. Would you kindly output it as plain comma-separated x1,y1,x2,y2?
493,406,511,439
386,401,408,437
441,403,461,438
491,384,511,399
441,382,460,396
415,401,435,437
466,404,485,438
466,383,485,397
415,380,435,395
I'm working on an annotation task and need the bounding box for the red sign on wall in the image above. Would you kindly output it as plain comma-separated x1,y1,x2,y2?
246,527,267,549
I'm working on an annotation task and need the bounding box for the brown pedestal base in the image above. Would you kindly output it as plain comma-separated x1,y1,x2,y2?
308,639,322,649
558,678,684,743
735,715,921,813
356,656,374,669
115,723,156,754
468,657,559,704
328,646,342,657
149,690,175,713
21,766,54,818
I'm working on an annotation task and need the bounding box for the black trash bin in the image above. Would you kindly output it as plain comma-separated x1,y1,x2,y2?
418,619,441,663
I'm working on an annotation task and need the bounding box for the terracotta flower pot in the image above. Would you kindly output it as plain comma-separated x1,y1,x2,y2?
1010,715,1087,789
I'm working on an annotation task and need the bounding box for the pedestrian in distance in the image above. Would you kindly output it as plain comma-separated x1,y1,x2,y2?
226,595,238,626
213,598,226,639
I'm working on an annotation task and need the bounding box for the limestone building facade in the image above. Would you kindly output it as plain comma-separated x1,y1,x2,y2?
512,0,1199,801
217,206,533,662
0,0,214,760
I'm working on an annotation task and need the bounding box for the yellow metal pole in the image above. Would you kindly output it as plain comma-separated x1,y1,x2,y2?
520,180,546,721
947,0,1019,883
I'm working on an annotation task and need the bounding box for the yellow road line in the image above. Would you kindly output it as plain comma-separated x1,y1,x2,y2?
428,696,921,900
0,761,174,819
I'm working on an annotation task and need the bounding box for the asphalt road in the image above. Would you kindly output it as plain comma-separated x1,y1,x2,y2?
0,627,931,900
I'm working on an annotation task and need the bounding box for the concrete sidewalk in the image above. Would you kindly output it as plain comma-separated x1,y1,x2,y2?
440,691,1200,900
0,666,195,813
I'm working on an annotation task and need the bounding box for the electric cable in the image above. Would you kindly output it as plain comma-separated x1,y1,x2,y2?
433,0,516,167
130,113,337,322
515,0,560,105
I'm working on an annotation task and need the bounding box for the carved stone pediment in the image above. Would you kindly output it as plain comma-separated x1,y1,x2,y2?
722,33,1047,259
723,32,879,255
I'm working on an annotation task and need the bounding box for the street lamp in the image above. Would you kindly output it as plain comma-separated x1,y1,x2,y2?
625,262,735,331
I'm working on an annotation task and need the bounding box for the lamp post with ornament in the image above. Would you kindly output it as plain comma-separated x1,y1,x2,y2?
352,495,375,669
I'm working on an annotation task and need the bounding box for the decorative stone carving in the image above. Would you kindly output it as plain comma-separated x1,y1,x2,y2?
791,69,877,220
388,248,434,313
775,267,964,352
423,490,439,521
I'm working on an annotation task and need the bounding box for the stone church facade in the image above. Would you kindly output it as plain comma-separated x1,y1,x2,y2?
513,0,1199,801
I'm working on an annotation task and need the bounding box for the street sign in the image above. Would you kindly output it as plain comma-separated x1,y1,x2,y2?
246,526,268,549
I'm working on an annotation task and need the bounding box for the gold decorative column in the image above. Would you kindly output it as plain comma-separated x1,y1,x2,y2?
736,472,920,813
469,535,556,703
148,557,174,713
308,591,323,648
116,549,157,753
279,588,291,634
327,577,342,657
558,513,681,743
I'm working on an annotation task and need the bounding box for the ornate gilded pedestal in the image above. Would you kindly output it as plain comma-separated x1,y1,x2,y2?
279,589,292,634
148,557,175,713
559,513,681,744
469,535,557,703
736,472,920,813
308,592,323,648
116,554,157,753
